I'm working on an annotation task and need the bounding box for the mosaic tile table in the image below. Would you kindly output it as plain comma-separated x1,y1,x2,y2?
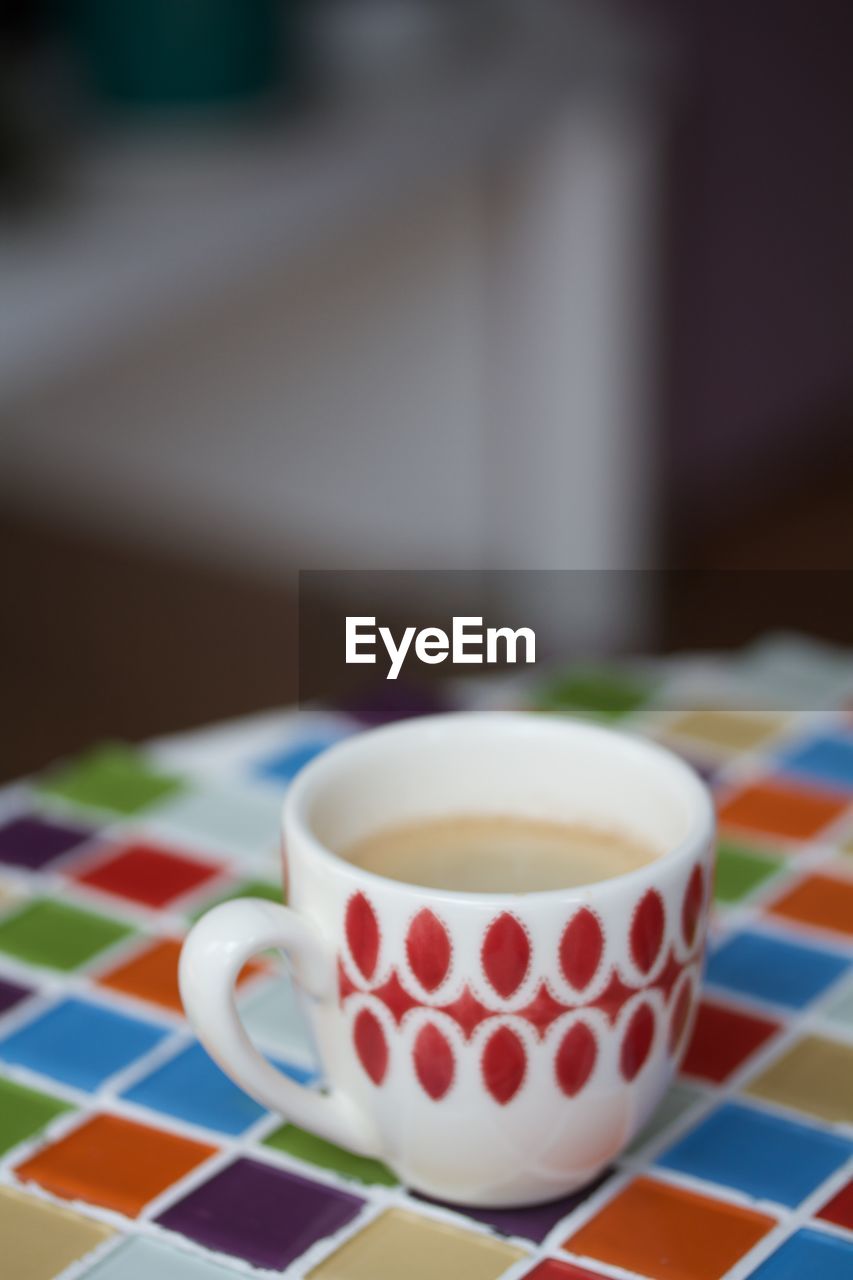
2,635,853,1280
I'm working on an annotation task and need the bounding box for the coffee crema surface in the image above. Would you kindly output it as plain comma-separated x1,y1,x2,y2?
344,814,659,893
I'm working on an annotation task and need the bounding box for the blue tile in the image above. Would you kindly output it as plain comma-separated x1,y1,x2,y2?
122,1040,316,1135
777,732,853,791
706,931,850,1009
253,734,345,783
749,1229,853,1280
0,997,167,1091
657,1102,853,1207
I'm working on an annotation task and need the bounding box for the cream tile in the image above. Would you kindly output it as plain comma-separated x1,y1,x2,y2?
745,1035,853,1124
0,1184,113,1280
307,1209,525,1280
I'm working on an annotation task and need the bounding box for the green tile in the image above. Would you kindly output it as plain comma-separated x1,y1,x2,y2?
38,743,185,816
534,667,651,719
0,899,134,970
0,1077,73,1156
627,1082,703,1154
190,878,284,922
714,840,783,903
264,1122,398,1186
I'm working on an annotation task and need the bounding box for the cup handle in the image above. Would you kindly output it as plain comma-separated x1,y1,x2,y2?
179,898,381,1157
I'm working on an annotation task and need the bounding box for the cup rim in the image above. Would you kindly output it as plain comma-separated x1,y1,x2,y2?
282,711,716,904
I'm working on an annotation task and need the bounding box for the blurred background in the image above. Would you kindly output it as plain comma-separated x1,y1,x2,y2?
1,0,851,780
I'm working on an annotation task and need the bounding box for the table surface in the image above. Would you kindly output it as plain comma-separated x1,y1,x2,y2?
1,634,852,1280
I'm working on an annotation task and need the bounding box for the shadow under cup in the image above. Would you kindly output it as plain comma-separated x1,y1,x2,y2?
283,713,715,1206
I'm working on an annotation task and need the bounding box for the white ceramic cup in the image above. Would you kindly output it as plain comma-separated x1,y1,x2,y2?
180,712,715,1207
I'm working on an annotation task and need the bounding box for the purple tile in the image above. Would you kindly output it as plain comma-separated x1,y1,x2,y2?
0,976,32,1016
156,1157,364,1270
0,815,93,870
688,758,719,786
417,1171,612,1244
661,749,718,786
341,682,451,727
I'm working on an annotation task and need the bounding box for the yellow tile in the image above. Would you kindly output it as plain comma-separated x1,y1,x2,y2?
0,1184,113,1280
664,709,790,754
307,1209,525,1280
0,880,21,910
745,1035,853,1124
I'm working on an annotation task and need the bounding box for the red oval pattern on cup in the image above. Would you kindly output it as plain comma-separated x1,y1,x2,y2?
682,866,704,948
555,1022,597,1096
630,890,665,974
406,909,452,993
345,877,702,1097
559,908,604,990
482,914,530,998
346,893,380,980
482,1025,527,1103
669,976,693,1055
620,1003,655,1080
353,1007,388,1085
413,1022,455,1100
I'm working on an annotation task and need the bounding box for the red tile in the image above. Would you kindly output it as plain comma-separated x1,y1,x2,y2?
817,1179,853,1230
525,1262,609,1279
680,999,780,1083
717,778,848,842
72,842,222,908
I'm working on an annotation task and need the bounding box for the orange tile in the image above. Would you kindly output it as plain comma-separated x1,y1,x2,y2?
767,873,853,938
15,1113,216,1217
717,778,848,842
98,938,264,1014
562,1176,774,1280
